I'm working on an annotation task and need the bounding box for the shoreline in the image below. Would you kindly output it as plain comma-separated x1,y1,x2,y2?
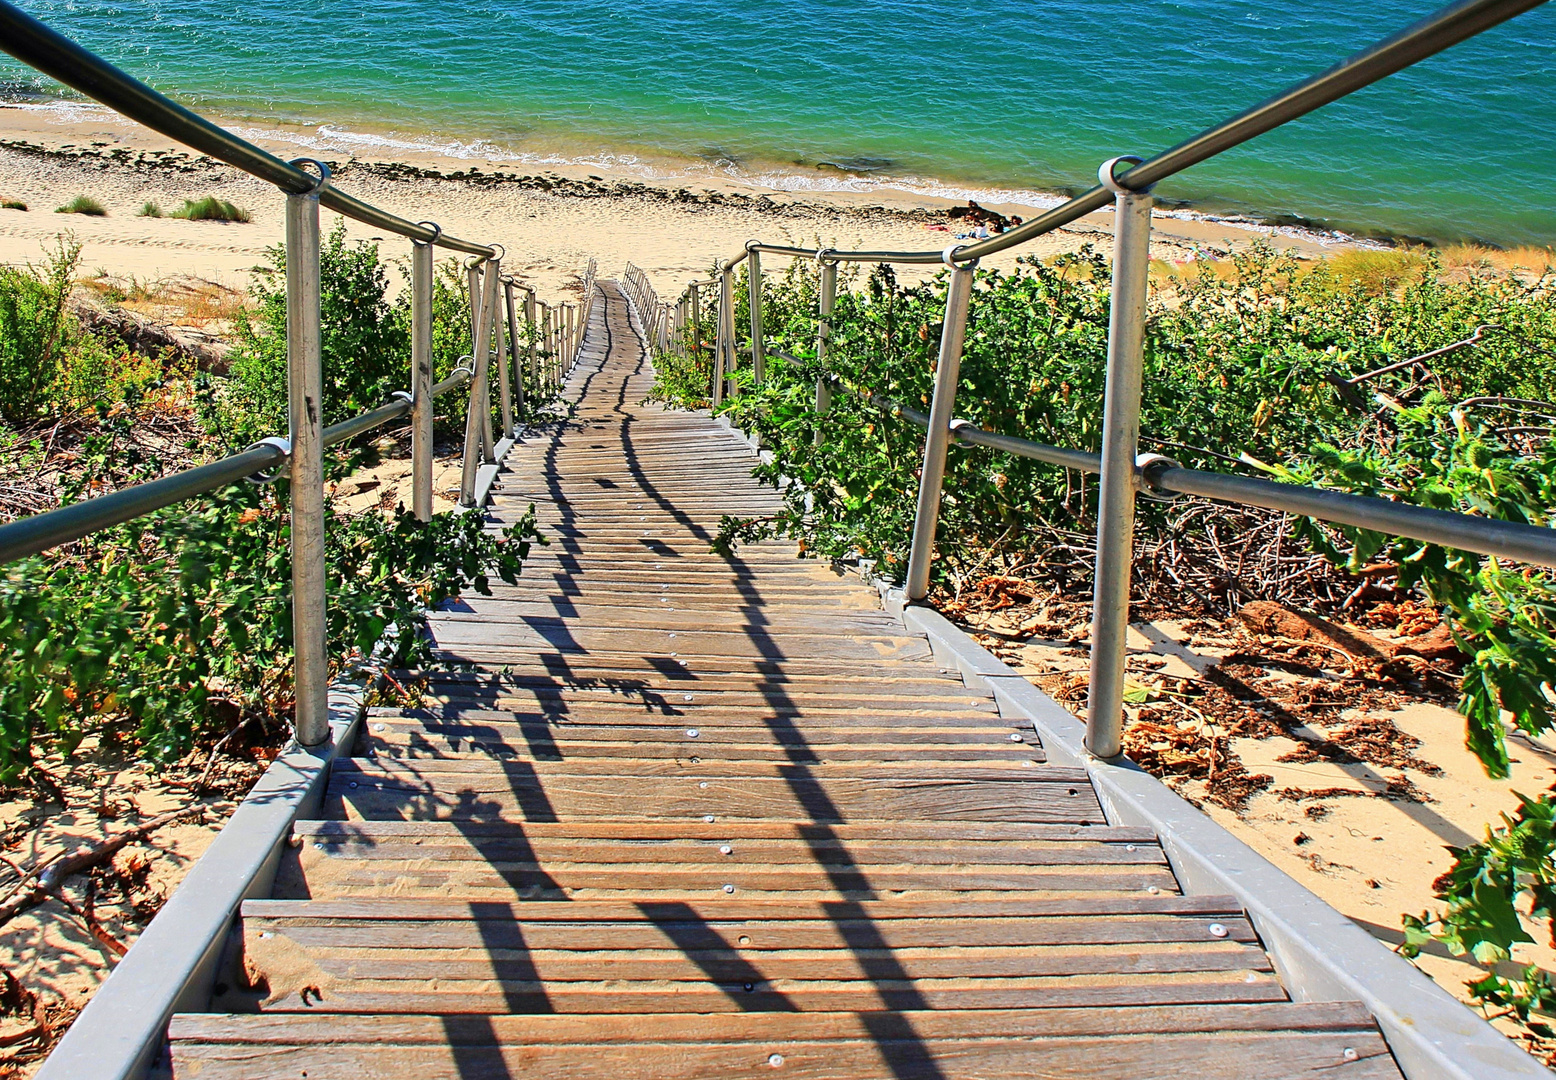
0,93,1502,251
0,100,1363,300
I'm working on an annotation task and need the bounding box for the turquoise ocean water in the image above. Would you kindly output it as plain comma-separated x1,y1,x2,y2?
1,0,1552,245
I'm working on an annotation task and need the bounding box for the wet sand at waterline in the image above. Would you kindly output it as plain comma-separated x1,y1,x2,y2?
0,105,1351,298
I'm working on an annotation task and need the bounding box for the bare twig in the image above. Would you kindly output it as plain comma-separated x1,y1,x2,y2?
0,805,205,931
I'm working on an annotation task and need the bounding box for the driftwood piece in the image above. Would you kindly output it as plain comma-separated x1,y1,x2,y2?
69,296,228,369
0,805,205,930
1236,601,1394,660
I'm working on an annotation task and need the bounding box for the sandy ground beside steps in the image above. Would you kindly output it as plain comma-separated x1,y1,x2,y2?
967,610,1556,1052
0,105,1347,303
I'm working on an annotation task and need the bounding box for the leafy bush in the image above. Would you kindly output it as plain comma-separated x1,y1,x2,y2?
137,201,162,218
2,200,26,211
0,482,539,786
56,195,105,216
1402,792,1556,1054
216,222,413,445
170,195,249,223
0,237,81,424
212,226,555,447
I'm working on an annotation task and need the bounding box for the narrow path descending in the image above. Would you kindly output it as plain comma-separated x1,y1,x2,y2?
161,283,1402,1077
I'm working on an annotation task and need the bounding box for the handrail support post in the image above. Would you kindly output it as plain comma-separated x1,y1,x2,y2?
1085,182,1155,759
459,256,502,506
410,234,434,522
904,256,976,601
285,176,329,748
748,250,764,383
813,259,837,445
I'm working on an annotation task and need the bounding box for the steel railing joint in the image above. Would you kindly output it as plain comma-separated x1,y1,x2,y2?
243,436,293,484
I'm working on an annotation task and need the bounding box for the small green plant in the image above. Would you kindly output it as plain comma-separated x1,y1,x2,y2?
137,201,162,218
1,200,26,211
56,195,106,216
169,196,249,223
0,237,81,423
1402,793,1556,1057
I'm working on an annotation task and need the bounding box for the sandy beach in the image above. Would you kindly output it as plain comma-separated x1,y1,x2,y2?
0,103,1355,304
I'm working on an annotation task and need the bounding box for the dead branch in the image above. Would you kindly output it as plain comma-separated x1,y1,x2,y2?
0,805,205,931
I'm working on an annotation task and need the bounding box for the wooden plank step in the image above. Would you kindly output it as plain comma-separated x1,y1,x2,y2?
404,666,976,692
423,623,934,663
331,758,1076,781
289,819,1160,843
401,654,966,681
409,683,997,706
376,703,1012,731
364,716,1026,742
431,603,908,633
286,828,1157,866
230,975,1288,1015
164,1026,1396,1079
327,769,1107,825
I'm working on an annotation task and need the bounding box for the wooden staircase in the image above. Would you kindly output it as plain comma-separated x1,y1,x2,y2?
159,282,1402,1078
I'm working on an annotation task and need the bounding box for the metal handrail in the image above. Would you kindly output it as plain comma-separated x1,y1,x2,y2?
831,373,1556,568
0,371,472,565
0,0,492,257
624,0,1550,764
0,3,592,761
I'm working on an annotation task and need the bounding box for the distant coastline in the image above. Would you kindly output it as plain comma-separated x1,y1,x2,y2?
0,97,1404,254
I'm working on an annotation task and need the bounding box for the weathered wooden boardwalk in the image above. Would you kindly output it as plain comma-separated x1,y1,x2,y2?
162,282,1402,1077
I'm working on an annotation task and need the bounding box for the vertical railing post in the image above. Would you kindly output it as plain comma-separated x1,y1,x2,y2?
714,267,733,406
285,159,329,748
539,304,550,386
1086,157,1155,760
748,246,764,384
904,247,977,602
459,254,502,506
689,284,701,369
410,223,437,523
524,286,538,392
504,277,524,423
495,276,515,442
813,255,837,445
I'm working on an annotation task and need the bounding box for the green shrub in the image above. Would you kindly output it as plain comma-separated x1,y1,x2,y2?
216,222,412,444
0,238,80,424
56,195,106,216
2,200,26,211
0,484,539,786
211,224,550,447
170,195,249,223
137,201,162,218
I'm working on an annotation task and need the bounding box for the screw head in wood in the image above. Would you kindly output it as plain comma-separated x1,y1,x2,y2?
687,729,699,738
769,1054,784,1067
704,815,716,823
1208,923,1228,938
1342,1048,1358,1061
684,694,694,702
1147,886,1160,894
720,845,734,855
349,781,358,789
1009,733,1023,742
723,884,736,893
